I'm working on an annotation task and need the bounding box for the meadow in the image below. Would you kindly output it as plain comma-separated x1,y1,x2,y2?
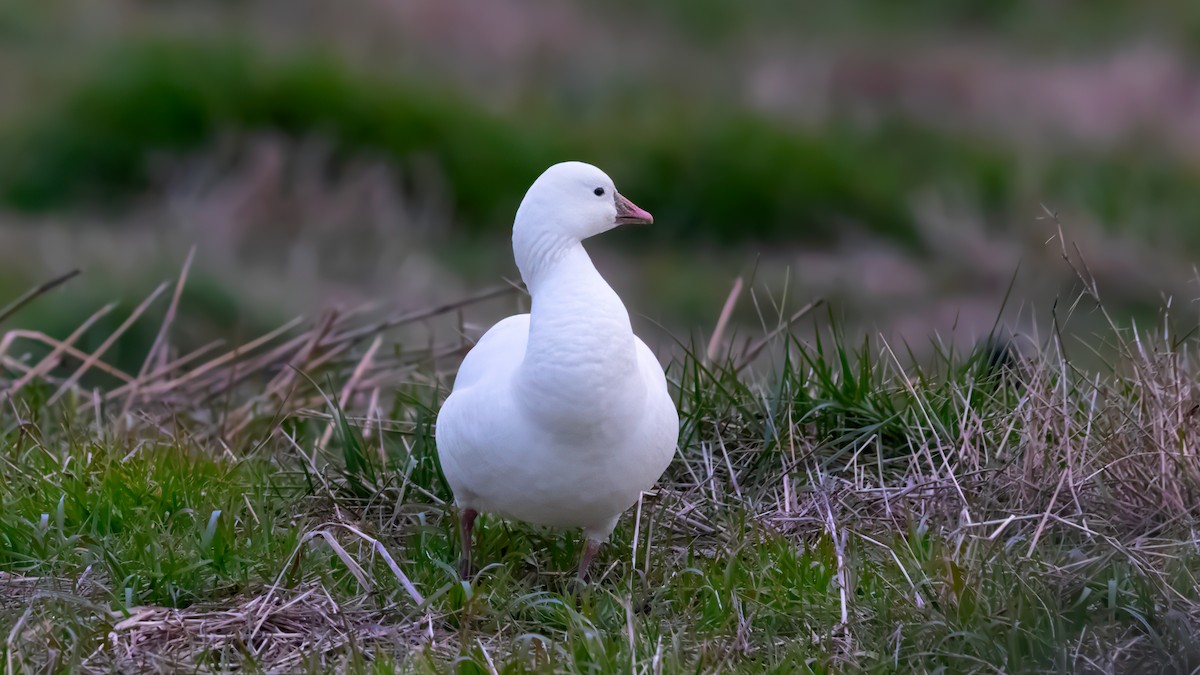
2,239,1199,672
3,1,1200,672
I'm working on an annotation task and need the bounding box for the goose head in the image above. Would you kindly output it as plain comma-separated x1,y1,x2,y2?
512,161,652,286
516,161,653,239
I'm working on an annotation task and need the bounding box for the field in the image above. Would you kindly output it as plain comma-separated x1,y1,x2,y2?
3,1,1200,672
2,240,1199,672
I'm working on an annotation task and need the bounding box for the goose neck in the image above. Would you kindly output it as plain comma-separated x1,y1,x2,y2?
513,227,583,294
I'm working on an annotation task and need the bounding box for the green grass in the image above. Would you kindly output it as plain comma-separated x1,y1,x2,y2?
0,406,307,607
2,262,1199,672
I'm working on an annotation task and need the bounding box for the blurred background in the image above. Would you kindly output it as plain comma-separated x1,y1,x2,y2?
2,0,1199,371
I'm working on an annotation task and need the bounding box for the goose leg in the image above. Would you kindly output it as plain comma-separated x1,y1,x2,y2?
577,537,602,582
459,508,479,580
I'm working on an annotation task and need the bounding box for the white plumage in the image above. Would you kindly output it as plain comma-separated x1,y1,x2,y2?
435,161,678,580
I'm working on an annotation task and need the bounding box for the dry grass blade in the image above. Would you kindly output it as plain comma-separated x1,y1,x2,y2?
306,529,374,590
0,330,135,383
120,247,196,417
706,276,743,364
734,297,824,372
318,334,382,450
328,283,519,347
92,340,225,405
133,314,308,398
335,523,426,605
0,269,80,328
47,282,169,405
2,271,518,433
269,524,425,609
87,582,423,673
2,302,118,398
5,604,33,675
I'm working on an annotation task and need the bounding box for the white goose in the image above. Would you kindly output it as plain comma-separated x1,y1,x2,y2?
435,161,678,581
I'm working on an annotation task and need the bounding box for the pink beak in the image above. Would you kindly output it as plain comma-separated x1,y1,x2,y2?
615,192,654,225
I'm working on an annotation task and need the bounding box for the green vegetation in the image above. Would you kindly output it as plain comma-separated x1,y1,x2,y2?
0,43,558,233
1,268,1198,671
4,42,1200,250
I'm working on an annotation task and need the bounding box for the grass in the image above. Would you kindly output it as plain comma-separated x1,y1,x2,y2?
1,238,1199,672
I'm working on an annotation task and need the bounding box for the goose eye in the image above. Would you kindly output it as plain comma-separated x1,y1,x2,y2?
593,187,605,197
